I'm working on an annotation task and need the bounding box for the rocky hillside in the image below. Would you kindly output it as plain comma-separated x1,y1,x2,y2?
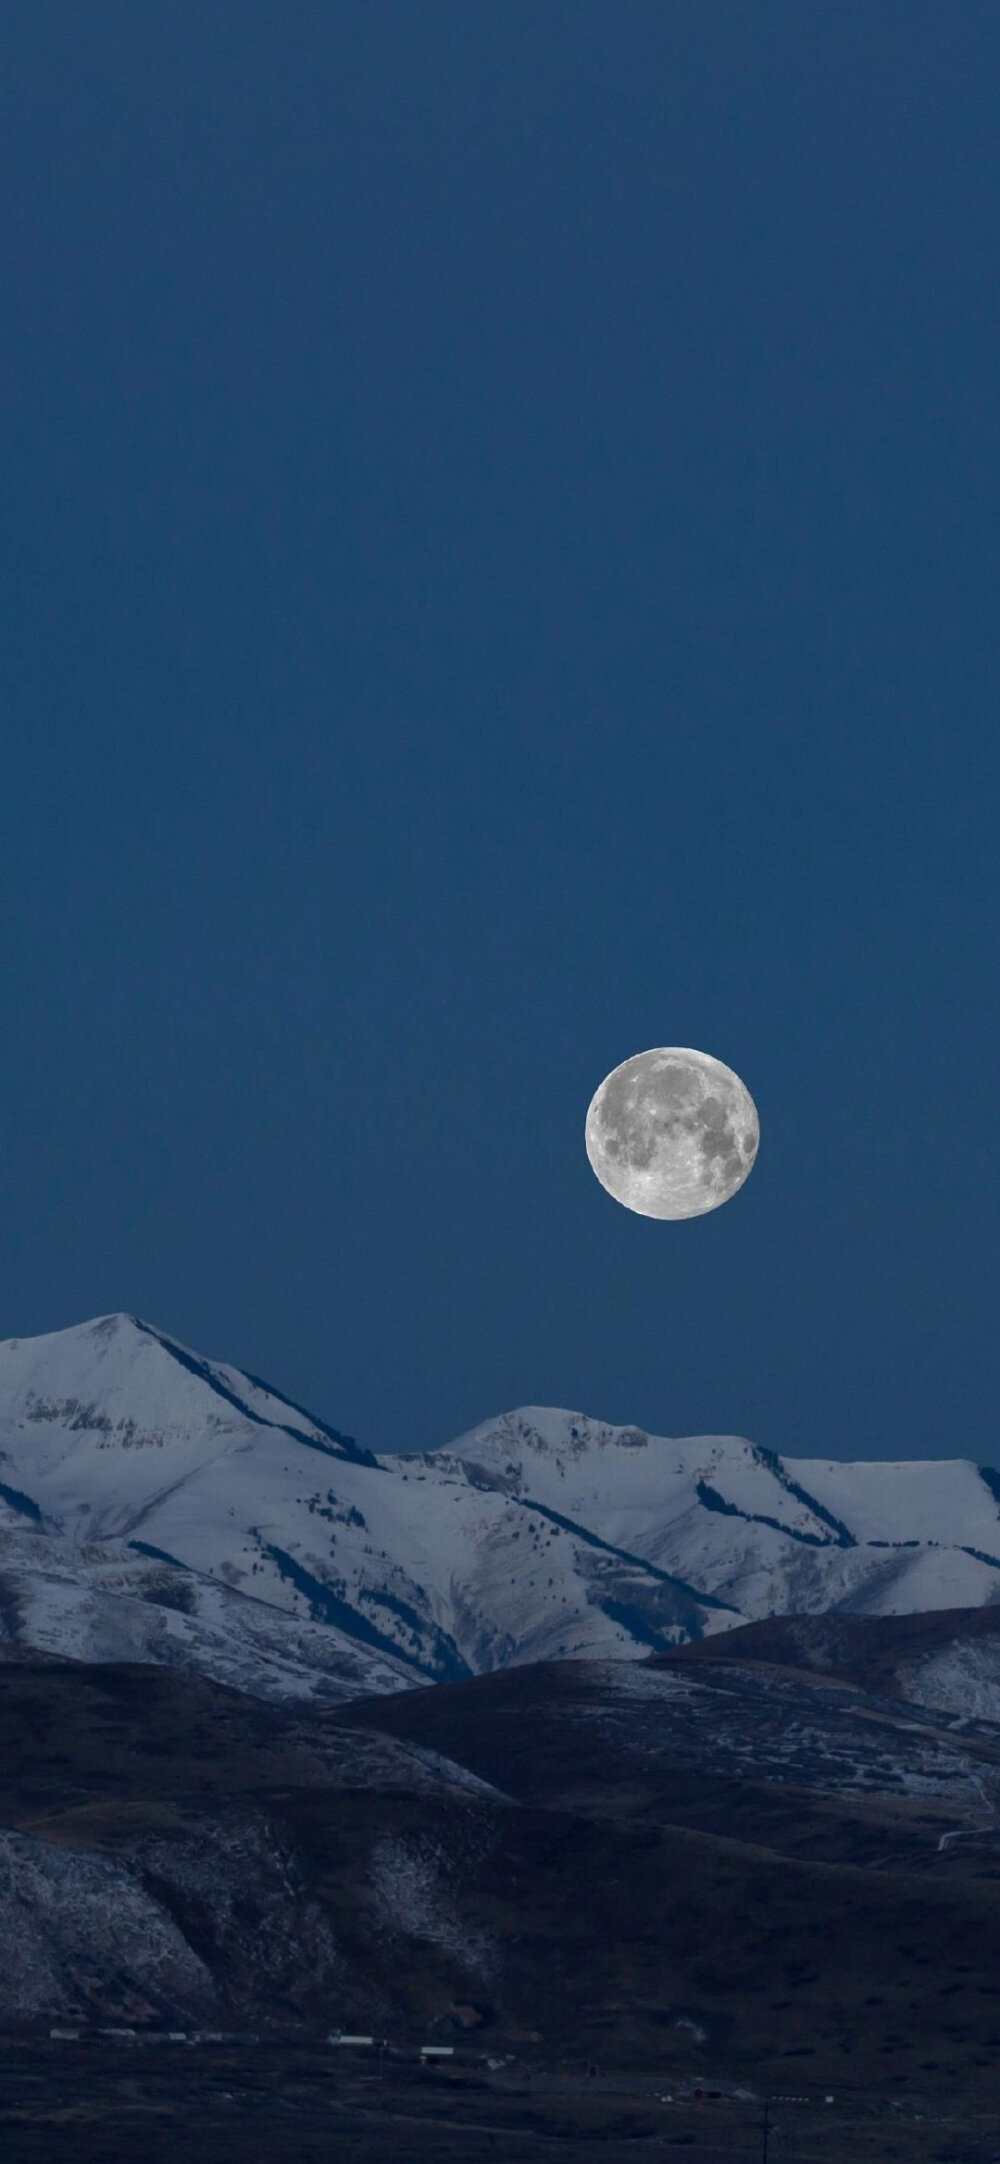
7,1615,1000,2097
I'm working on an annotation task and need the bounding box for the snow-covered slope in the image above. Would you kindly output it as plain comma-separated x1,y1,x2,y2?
2,1315,1000,1700
439,1408,1000,1630
0,1523,417,1704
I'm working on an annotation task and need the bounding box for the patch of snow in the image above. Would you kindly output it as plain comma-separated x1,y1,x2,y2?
368,1831,498,1981
902,1642,1000,1725
0,1831,214,2019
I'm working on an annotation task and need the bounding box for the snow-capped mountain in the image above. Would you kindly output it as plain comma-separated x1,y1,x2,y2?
2,1314,1000,1702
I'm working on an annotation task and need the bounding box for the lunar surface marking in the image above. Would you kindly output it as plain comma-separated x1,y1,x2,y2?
585,1047,759,1219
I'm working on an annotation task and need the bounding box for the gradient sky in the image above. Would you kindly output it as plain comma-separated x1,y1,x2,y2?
1,5,998,1461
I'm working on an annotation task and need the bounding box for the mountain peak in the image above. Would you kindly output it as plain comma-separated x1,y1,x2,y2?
437,1406,659,1464
0,1312,370,1512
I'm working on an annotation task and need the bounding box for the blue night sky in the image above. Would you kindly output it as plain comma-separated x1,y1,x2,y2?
1,6,997,1460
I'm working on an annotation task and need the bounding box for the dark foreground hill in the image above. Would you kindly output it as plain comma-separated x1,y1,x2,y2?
5,1616,1000,2160
1,1612,1000,2109
673,1599,1000,1705
341,1607,1000,2089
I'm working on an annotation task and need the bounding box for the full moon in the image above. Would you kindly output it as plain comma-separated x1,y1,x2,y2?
585,1047,759,1219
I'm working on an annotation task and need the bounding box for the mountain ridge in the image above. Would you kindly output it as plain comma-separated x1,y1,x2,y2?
2,1313,1000,1703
